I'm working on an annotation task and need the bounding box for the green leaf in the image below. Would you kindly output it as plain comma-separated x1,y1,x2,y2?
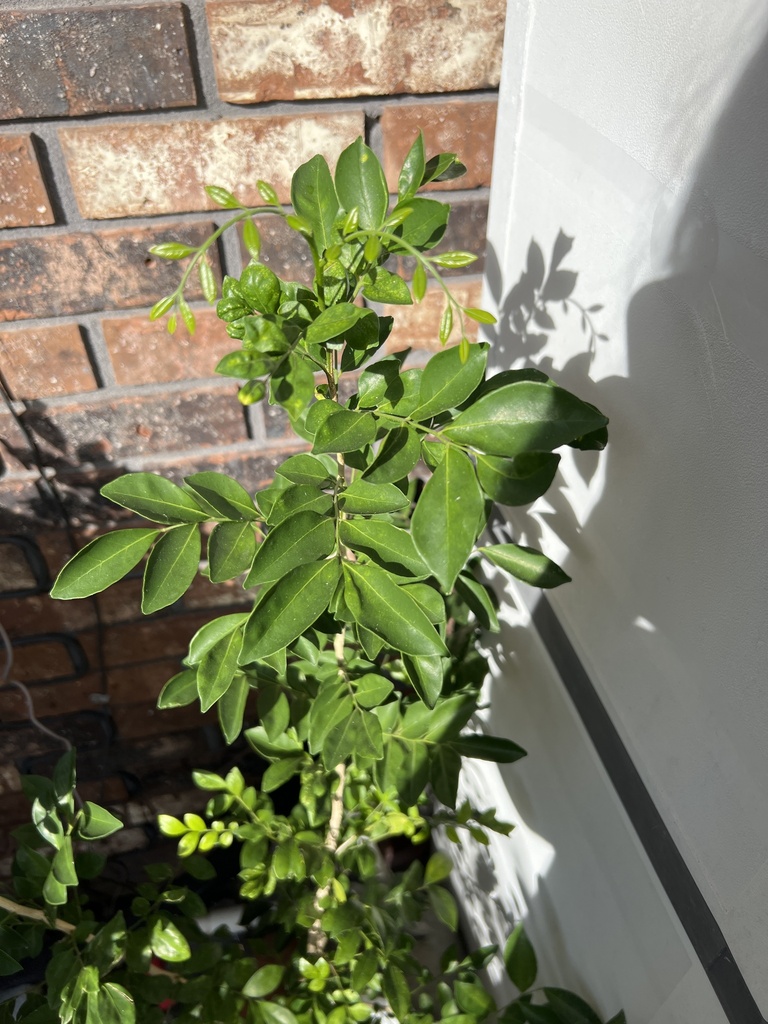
0,949,22,976
257,684,291,741
291,154,339,254
50,528,158,600
401,583,445,623
218,672,249,743
261,755,304,793
205,184,239,209
149,241,195,260
242,217,261,258
42,870,67,906
454,980,495,1020
157,668,198,708
260,1002,298,1024
422,151,466,185
101,473,208,524
241,559,340,660
504,923,537,991
398,132,426,200
215,349,276,380
605,1013,627,1024
476,452,560,506
439,304,453,344
481,543,570,589
455,573,499,632
243,964,285,999
441,381,608,457
149,294,174,320
412,447,484,591
97,983,136,1024
208,521,257,582
391,197,449,252
343,561,446,657
52,837,78,886
362,267,413,305
402,654,445,708
305,303,373,346
267,484,334,526
412,262,427,302
52,749,76,804
323,705,383,766
433,251,478,268
412,342,488,420
78,802,123,840
313,409,377,454
352,948,378,991
257,179,280,205
240,262,281,314
463,306,497,324
245,510,335,586
142,525,200,614
308,683,350,755
429,743,462,806
354,673,394,708
187,612,248,664
340,479,409,515
335,136,389,230
383,963,410,1021
428,886,458,930
150,918,191,963
363,425,420,484
541,988,602,1024
424,851,453,885
451,734,527,763
197,625,244,712
199,259,216,303
276,453,336,487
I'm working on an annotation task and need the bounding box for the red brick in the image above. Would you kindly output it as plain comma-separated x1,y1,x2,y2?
0,324,97,400
0,536,45,594
207,0,505,103
18,382,247,470
0,591,97,639
0,135,54,227
381,100,498,193
108,657,187,706
103,309,237,386
9,631,99,685
382,279,484,354
102,612,214,668
0,672,104,724
0,222,220,322
112,701,216,740
184,570,257,611
0,6,196,120
59,112,364,219
237,213,314,283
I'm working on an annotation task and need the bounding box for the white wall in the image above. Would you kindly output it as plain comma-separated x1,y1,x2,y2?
460,1,768,1020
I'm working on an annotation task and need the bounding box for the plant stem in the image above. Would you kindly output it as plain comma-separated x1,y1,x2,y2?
307,758,347,954
0,893,75,933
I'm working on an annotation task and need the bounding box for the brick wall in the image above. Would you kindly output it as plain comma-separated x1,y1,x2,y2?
0,0,503,861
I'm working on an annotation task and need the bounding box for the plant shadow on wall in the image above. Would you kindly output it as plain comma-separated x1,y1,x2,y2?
0,137,625,1024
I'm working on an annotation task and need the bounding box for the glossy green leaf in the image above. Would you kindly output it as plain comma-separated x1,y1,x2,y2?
242,217,261,258
241,559,340,660
454,980,495,1020
150,918,191,963
504,922,538,992
476,452,560,506
398,132,426,200
262,755,304,793
217,672,249,744
208,521,257,582
50,529,158,600
198,625,244,712
402,654,445,708
412,447,484,591
424,851,453,885
240,262,281,313
51,838,77,887
323,705,383,766
184,471,259,522
243,963,285,999
401,582,446,623
157,668,198,709
455,573,499,632
441,381,609,456
215,349,275,380
42,870,67,906
335,137,388,230
308,682,351,755
142,525,200,614
340,479,409,515
305,302,369,346
339,520,426,578
245,725,303,762
78,802,123,840
257,684,291,742
260,1002,299,1024
541,988,602,1024
363,267,413,304
101,473,208,524
386,366,422,415
291,154,339,254
481,543,570,589
343,561,446,657
205,184,239,209
187,612,248,664
391,197,449,252
429,743,463,807
276,452,336,487
428,886,459,931
245,510,335,586
267,484,334,525
451,734,527,763
439,304,453,344
383,963,410,1021
96,983,136,1024
312,409,377,454
363,425,421,483
354,673,394,708
412,342,488,421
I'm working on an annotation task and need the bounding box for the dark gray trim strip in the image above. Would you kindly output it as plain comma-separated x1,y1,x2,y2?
529,592,765,1024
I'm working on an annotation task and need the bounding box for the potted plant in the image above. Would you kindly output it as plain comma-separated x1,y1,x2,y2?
0,135,623,1024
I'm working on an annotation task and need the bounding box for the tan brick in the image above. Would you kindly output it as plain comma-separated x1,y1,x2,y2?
382,279,484,354
0,134,54,227
0,222,220,322
382,100,497,193
103,308,236,386
0,324,97,399
60,112,364,220
207,0,505,103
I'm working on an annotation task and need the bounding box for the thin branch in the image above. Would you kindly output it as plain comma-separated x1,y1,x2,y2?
307,761,347,954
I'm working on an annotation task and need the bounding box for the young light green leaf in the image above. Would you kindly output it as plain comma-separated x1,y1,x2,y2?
424,851,453,885
184,470,259,521
257,179,280,205
463,306,497,324
141,525,200,614
50,529,158,600
97,982,136,1024
245,510,334,586
101,473,208,524
433,251,478,268
204,184,239,209
398,132,426,201
149,242,195,260
157,668,198,709
412,447,484,592
439,303,453,344
208,521,257,582
343,561,447,657
178,297,195,334
197,625,244,712
149,294,174,321
412,262,427,302
199,259,216,303
476,452,560,506
241,559,340,660
291,154,339,254
411,341,488,421
78,802,123,840
441,381,608,456
243,964,285,999
150,918,191,963
242,217,261,258
336,137,389,230
481,543,571,589
503,922,537,992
